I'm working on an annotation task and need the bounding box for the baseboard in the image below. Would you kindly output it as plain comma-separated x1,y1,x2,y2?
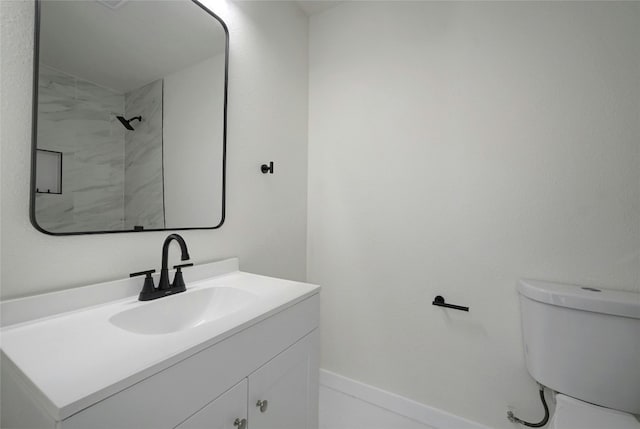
319,369,492,429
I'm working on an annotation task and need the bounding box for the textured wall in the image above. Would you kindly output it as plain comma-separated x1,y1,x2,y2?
308,2,640,428
0,0,309,299
123,79,165,230
35,65,125,233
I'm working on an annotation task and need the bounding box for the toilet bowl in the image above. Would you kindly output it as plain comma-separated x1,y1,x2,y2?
550,394,640,429
517,279,640,429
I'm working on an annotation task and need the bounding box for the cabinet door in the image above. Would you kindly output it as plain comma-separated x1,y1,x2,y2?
248,331,318,429
176,379,247,429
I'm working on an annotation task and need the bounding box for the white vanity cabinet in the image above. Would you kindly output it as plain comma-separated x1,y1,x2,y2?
177,331,317,429
61,301,319,429
0,260,320,429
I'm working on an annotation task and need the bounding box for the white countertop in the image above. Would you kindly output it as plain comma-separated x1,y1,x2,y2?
0,260,319,421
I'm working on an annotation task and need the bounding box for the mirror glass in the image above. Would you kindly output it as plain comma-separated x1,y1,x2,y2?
31,0,227,234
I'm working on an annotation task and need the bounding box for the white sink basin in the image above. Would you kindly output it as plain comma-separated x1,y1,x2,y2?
109,287,258,335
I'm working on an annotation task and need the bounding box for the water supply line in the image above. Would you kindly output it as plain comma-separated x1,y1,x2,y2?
507,385,550,427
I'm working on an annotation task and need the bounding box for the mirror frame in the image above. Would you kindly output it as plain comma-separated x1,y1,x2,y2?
29,0,229,235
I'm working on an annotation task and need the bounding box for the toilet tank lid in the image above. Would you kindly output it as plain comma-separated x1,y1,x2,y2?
518,279,640,319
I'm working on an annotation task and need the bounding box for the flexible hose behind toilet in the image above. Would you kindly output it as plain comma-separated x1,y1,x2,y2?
507,386,550,427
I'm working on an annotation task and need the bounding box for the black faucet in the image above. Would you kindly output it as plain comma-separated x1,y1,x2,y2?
130,234,193,301
158,234,190,290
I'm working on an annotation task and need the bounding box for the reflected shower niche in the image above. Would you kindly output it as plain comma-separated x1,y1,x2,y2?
31,0,228,234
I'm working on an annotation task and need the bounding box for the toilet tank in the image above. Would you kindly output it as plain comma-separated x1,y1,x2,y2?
518,280,640,415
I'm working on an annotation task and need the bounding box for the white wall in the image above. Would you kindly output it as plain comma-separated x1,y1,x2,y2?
163,55,225,228
0,0,309,299
308,2,640,429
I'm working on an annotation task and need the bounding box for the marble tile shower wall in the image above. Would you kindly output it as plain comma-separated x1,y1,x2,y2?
123,80,165,230
35,65,126,233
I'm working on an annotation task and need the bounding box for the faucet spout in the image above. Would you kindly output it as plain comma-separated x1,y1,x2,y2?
162,234,190,270
158,234,190,290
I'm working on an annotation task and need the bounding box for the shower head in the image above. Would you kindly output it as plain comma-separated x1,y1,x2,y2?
116,115,142,131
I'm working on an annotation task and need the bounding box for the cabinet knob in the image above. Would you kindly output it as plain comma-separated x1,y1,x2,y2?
256,399,268,413
233,418,247,429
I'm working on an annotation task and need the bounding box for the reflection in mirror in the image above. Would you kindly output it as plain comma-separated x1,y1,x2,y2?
31,0,227,234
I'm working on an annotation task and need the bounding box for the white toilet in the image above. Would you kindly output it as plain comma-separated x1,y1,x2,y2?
518,279,640,429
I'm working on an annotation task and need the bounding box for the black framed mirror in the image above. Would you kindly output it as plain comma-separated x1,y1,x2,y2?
30,0,228,235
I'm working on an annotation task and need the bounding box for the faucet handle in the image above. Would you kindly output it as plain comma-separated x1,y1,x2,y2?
173,263,193,270
130,270,159,301
130,269,156,278
171,263,192,293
